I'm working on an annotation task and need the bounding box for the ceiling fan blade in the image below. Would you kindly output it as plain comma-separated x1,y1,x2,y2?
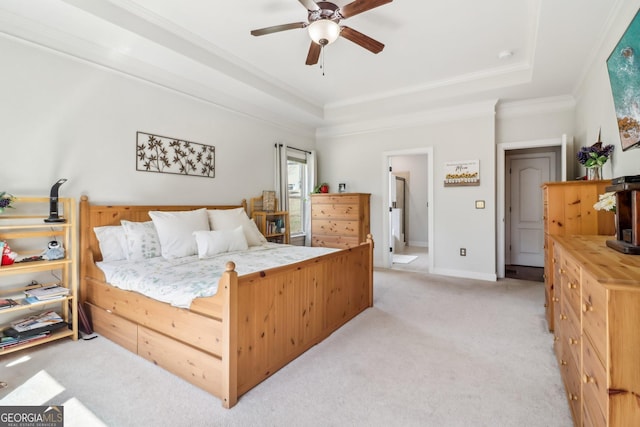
299,0,320,11
306,42,321,65
340,0,393,18
251,22,307,36
340,26,384,54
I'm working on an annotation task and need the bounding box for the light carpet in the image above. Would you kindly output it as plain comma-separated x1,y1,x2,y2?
0,269,572,427
392,254,418,264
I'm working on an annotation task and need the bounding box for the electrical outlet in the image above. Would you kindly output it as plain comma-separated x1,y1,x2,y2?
460,248,466,256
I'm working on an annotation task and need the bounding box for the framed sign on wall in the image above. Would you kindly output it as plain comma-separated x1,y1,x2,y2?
444,160,480,187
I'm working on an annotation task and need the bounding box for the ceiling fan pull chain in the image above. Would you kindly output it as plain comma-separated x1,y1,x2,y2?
321,44,325,76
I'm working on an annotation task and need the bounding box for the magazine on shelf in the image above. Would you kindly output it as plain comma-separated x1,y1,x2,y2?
25,285,69,300
0,332,50,349
4,311,68,338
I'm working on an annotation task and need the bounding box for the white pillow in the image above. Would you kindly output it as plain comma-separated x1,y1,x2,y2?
93,225,128,262
121,220,162,260
207,208,267,246
149,208,210,259
193,226,248,258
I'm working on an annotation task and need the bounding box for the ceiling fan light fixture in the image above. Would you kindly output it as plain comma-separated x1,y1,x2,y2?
308,19,340,45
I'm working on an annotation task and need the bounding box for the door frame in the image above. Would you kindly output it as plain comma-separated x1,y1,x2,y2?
496,135,568,278
382,147,434,271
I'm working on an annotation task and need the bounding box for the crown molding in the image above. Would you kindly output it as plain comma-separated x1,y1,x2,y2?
496,95,576,119
317,100,498,140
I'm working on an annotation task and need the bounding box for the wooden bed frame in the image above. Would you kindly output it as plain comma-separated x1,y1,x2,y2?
79,196,373,408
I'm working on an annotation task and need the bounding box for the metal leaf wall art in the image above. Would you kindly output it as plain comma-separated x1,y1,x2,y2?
136,131,215,178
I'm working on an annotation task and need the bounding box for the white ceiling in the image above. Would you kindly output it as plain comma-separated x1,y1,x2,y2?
0,0,623,132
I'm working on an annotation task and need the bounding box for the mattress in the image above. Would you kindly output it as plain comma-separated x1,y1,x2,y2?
97,243,337,308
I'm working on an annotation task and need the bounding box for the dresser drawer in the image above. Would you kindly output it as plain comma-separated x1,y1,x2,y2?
583,335,607,427
311,203,360,221
582,272,607,364
564,301,581,369
560,263,581,318
565,360,583,425
312,219,359,237
311,234,360,249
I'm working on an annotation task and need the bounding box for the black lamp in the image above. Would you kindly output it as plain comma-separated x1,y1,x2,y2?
44,179,68,223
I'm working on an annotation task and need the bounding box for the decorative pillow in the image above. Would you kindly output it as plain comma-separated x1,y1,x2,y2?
121,220,162,260
93,225,128,262
149,208,210,259
207,208,267,246
193,226,249,258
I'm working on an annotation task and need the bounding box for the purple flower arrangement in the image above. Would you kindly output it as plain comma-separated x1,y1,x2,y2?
577,142,615,168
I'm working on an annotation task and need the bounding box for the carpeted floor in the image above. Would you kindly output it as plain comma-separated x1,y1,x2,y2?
0,268,571,426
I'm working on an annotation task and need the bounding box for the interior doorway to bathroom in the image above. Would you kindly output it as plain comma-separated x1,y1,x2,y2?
387,153,430,272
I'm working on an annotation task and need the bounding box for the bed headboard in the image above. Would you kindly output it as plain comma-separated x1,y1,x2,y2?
79,195,247,265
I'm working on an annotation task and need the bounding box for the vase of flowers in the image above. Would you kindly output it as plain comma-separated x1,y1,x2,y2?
577,130,615,180
0,192,16,214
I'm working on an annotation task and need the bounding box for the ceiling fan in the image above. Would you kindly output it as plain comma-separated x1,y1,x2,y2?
251,0,393,66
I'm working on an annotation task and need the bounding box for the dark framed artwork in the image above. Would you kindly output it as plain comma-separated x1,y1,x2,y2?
136,131,215,178
607,9,640,151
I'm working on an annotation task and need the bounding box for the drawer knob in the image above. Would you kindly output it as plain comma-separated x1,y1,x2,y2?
553,297,560,302
544,303,548,308
583,374,595,384
559,268,566,274
560,314,567,320
569,393,578,401
561,359,567,366
582,303,594,313
568,337,578,345
567,282,577,289
554,335,560,342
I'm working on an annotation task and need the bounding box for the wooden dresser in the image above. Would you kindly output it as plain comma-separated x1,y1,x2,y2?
551,235,640,426
542,181,615,331
311,193,370,249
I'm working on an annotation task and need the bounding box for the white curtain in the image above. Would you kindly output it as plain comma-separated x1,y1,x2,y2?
274,143,289,212
304,150,317,246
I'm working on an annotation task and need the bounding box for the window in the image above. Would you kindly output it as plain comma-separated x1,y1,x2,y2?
287,157,307,236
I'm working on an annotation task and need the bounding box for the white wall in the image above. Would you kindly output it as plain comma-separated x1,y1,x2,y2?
0,36,314,205
575,0,640,178
317,105,497,280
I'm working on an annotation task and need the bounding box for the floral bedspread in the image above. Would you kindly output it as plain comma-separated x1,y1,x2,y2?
97,244,338,308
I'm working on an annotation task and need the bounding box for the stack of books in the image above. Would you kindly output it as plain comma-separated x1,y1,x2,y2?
25,285,69,302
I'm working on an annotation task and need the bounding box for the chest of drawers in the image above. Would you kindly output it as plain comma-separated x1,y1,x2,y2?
552,235,640,426
311,193,370,249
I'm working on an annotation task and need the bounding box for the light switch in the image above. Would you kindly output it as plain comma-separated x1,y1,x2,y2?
475,200,485,209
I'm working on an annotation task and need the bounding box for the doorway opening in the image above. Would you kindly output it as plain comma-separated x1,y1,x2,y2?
497,136,567,279
383,148,433,273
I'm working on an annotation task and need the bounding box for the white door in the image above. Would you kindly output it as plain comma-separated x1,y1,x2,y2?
508,154,555,267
